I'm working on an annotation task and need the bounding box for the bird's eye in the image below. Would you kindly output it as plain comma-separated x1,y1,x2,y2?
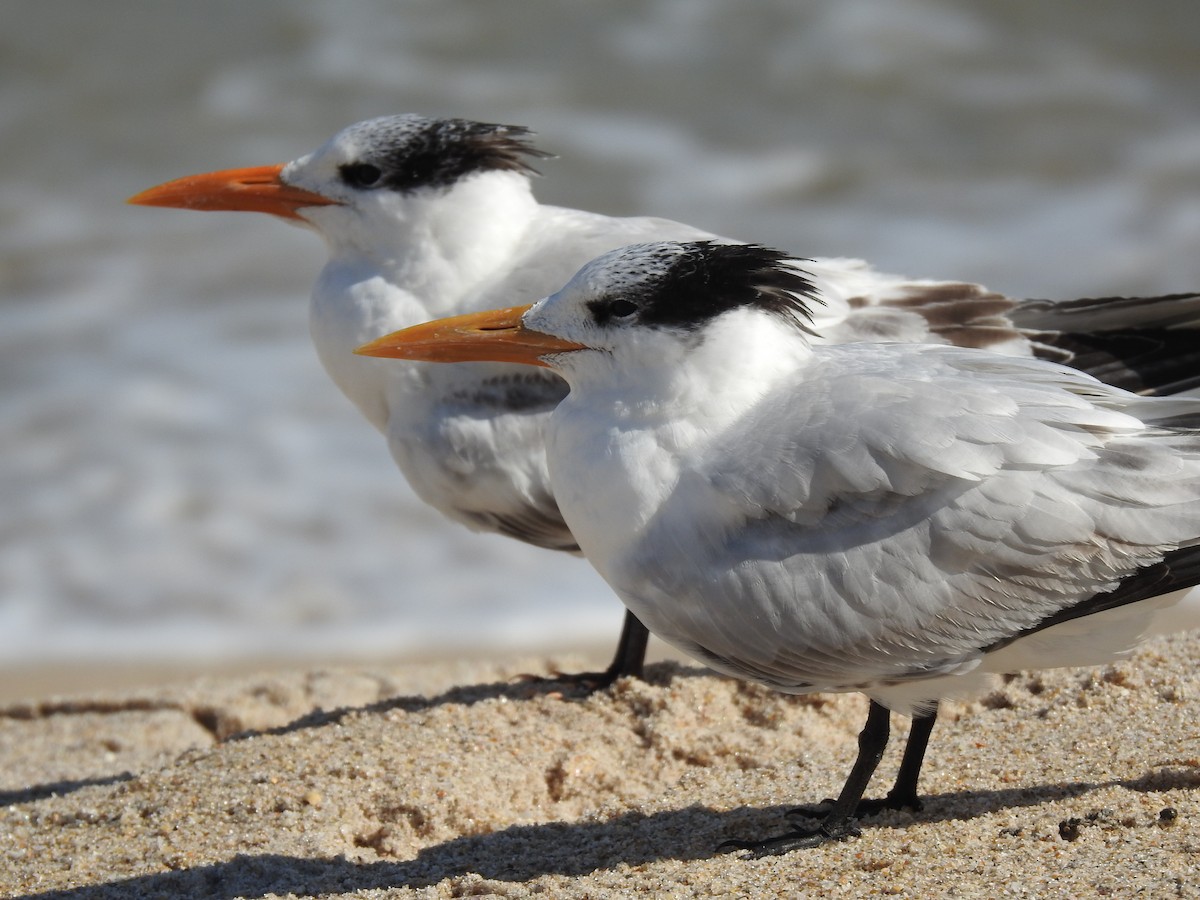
339,163,383,188
607,298,638,319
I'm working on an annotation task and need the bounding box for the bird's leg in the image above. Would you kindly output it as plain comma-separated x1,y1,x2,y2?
519,611,649,691
788,704,938,820
594,610,649,683
720,700,892,856
878,705,937,811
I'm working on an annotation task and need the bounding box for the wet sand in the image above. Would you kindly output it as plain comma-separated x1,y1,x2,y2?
3,638,1198,898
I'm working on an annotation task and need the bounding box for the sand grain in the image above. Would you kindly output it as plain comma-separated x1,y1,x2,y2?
3,641,1198,898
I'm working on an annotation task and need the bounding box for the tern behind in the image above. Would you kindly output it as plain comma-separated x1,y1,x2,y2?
359,240,1200,854
132,115,1200,687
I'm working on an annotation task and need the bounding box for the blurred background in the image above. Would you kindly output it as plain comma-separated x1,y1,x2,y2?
2,0,1199,695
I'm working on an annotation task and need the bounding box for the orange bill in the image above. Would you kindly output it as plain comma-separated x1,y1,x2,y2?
354,305,585,368
127,164,340,221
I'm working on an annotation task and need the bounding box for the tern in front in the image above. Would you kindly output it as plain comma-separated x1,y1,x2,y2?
358,240,1200,854
131,114,1200,688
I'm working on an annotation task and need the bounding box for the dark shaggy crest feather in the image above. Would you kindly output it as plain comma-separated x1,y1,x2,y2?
590,241,820,332
339,116,552,194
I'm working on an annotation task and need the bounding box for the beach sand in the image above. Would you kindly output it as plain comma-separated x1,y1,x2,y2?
3,637,1199,899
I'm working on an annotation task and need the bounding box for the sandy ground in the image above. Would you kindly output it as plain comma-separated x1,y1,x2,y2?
2,637,1199,899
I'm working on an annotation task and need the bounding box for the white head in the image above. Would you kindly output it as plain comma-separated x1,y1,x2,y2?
129,114,549,260
356,240,821,390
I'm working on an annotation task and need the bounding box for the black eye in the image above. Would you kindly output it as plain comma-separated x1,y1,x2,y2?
607,298,638,319
587,294,640,324
339,163,383,188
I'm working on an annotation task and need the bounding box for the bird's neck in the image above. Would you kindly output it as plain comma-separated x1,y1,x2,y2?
567,313,812,429
327,172,540,316
307,173,541,430
548,315,813,561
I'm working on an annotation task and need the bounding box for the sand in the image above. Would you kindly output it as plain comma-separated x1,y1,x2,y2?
2,638,1199,899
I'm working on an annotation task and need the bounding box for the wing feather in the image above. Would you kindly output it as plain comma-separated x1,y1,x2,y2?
625,344,1200,698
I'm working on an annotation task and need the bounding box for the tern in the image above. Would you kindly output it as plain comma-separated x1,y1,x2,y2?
357,240,1200,854
131,114,1200,687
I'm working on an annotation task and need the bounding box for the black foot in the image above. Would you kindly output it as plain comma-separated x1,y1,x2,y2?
722,701,936,858
788,707,935,820
511,668,624,693
515,610,650,694
718,820,861,857
786,790,923,821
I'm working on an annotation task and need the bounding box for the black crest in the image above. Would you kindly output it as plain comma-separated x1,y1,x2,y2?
338,115,552,193
588,241,819,332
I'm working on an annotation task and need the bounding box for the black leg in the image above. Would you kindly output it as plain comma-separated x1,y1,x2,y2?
787,704,938,820
597,610,649,683
720,700,893,856
883,705,937,811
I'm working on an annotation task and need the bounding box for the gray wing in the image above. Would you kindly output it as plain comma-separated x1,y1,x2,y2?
623,345,1200,695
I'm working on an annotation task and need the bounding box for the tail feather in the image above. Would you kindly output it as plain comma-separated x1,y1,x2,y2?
1011,292,1200,333
1004,293,1200,395
1028,328,1200,395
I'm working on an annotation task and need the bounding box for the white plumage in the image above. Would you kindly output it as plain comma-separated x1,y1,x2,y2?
132,115,1200,686
359,240,1200,853
565,340,1200,711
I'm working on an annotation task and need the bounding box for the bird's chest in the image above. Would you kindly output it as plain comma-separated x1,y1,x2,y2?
309,272,429,433
546,404,694,573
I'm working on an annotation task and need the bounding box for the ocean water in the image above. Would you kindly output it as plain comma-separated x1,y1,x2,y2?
2,0,1199,667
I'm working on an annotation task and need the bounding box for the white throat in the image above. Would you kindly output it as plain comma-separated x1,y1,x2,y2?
304,171,540,430
547,311,813,564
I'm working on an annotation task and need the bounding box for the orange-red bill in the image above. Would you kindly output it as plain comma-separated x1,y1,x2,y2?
127,164,340,221
354,305,585,368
